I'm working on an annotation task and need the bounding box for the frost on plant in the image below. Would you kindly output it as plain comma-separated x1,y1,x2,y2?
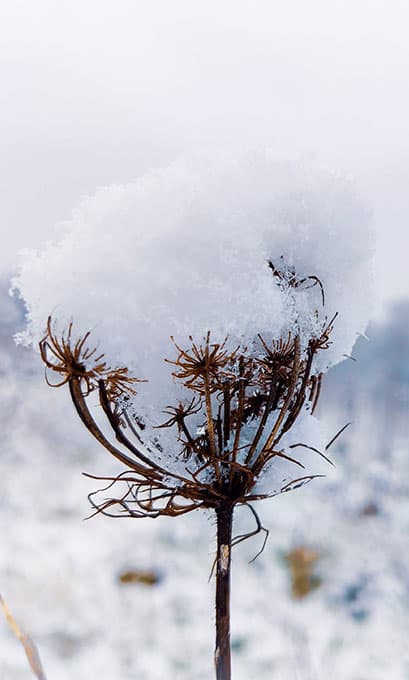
13,153,373,396
13,153,374,679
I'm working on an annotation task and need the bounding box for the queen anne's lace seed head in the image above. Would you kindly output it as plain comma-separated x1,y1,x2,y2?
38,305,335,520
13,152,373,518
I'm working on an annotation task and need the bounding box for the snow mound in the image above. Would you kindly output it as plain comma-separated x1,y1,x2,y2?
13,151,373,427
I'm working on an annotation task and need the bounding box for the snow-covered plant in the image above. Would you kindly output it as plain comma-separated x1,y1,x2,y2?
13,152,373,679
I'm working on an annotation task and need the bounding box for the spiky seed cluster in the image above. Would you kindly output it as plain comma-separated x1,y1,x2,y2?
40,316,140,398
39,278,335,526
165,332,238,394
256,333,296,384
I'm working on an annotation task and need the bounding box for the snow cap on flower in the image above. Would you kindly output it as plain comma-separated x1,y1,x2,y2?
13,151,373,433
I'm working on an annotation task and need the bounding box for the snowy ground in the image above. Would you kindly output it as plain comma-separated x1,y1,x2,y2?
1,320,409,680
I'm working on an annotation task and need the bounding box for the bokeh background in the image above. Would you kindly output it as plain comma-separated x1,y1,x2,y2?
1,2,409,678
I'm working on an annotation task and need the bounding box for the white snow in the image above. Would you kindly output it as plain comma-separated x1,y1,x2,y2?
12,152,373,454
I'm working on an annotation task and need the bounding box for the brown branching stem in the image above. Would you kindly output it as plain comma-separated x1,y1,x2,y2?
38,263,343,680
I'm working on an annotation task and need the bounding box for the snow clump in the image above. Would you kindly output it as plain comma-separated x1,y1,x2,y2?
13,151,373,439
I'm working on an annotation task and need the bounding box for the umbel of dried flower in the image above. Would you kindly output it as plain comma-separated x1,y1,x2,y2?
39,262,336,680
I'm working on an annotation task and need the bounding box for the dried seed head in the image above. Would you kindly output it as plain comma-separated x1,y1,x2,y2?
39,316,141,397
38,266,338,523
256,333,297,385
165,332,239,394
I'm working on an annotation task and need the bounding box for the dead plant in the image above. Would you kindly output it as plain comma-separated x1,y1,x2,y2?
39,263,336,680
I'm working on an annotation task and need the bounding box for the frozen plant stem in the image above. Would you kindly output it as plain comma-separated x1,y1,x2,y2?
38,263,336,679
215,503,233,680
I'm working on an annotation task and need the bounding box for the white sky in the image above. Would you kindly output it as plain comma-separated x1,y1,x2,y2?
1,0,408,316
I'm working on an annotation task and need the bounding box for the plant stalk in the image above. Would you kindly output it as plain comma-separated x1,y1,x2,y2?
215,502,234,680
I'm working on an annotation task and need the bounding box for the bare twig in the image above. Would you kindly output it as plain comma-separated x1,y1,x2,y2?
0,595,47,680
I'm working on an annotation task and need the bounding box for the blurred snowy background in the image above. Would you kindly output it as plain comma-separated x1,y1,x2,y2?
1,1,409,678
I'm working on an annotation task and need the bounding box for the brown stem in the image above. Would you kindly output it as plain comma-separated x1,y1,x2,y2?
215,502,233,680
252,335,301,477
223,388,231,448
69,378,154,475
205,373,217,457
232,376,246,462
279,345,314,439
263,334,301,451
244,382,275,465
205,373,223,486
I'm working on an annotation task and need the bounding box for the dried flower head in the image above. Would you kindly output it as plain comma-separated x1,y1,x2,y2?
39,316,140,398
38,264,340,680
165,332,238,394
39,289,335,522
